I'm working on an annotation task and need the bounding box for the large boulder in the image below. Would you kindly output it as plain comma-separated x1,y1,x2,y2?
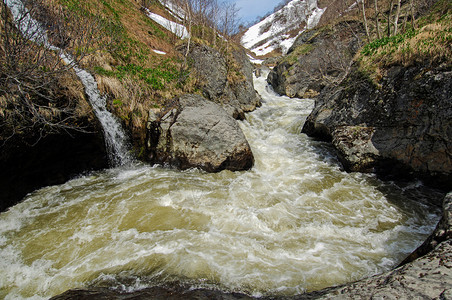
146,94,254,172
267,20,365,98
302,62,452,187
180,43,261,119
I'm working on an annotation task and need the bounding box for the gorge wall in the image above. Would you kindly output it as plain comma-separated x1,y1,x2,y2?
266,1,451,188
2,0,451,298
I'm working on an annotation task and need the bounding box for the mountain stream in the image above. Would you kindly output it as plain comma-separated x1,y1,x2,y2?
0,70,442,299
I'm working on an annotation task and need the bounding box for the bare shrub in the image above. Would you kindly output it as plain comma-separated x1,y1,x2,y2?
0,0,109,145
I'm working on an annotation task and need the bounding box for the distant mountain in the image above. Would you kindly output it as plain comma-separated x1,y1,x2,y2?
241,0,326,57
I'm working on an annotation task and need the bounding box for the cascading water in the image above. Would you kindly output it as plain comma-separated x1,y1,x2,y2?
4,0,132,166
0,69,442,299
62,62,132,166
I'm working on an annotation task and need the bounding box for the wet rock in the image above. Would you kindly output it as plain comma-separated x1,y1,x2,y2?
146,94,254,172
180,43,261,119
50,286,253,300
268,20,365,98
0,128,108,212
332,126,379,172
302,63,452,187
313,241,452,299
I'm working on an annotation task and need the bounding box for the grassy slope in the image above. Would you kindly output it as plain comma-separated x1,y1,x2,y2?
55,0,190,147
286,0,451,82
356,0,451,80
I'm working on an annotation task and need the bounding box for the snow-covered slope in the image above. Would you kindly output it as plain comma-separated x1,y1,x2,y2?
241,0,325,56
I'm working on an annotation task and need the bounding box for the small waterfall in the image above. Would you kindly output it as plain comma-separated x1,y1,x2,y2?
5,0,132,166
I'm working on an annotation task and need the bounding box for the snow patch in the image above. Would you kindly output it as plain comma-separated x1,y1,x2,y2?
144,8,189,39
307,7,326,29
153,49,167,55
247,54,264,65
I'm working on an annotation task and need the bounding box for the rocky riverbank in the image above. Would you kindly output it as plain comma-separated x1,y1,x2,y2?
267,20,365,99
301,62,451,188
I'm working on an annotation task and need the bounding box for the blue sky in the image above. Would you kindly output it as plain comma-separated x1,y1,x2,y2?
225,0,280,25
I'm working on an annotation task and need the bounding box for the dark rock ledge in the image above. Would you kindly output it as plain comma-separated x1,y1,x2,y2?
302,63,452,188
51,192,452,299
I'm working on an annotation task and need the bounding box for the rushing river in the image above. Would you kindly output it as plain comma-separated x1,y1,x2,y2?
0,72,442,299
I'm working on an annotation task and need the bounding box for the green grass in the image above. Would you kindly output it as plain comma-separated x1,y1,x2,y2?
95,59,184,90
285,44,314,65
361,29,417,56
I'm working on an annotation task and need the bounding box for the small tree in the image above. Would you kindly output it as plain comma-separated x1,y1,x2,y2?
374,0,381,39
357,0,370,41
393,0,402,35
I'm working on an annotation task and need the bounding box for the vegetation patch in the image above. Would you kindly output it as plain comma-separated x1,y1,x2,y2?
358,2,451,81
285,44,314,65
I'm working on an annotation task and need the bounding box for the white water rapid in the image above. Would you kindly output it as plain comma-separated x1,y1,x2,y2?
4,0,132,166
0,70,442,299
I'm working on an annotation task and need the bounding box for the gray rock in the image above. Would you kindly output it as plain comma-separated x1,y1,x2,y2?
268,20,365,98
146,94,254,172
50,286,253,300
314,241,452,300
332,126,380,172
180,43,261,119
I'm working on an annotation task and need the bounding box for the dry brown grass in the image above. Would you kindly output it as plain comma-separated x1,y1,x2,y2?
96,75,154,124
368,24,449,63
58,71,92,118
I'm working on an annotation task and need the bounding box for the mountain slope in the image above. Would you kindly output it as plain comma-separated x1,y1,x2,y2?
241,0,326,56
